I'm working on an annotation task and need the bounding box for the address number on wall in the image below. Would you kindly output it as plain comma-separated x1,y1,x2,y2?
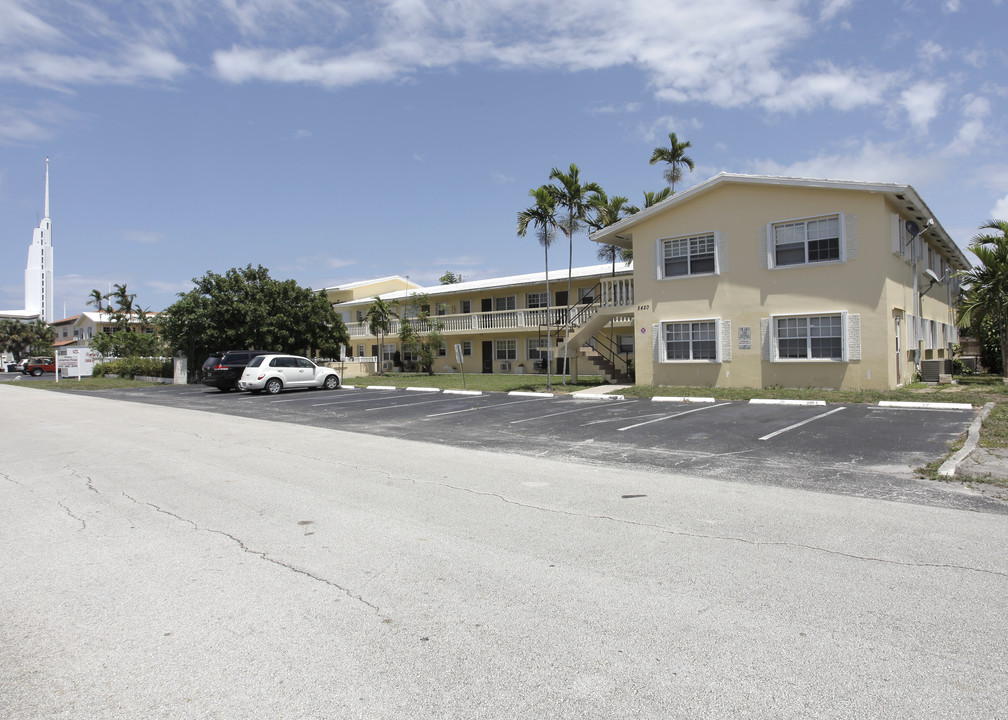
637,304,650,311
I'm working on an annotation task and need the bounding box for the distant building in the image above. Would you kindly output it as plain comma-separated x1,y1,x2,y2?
1,158,53,323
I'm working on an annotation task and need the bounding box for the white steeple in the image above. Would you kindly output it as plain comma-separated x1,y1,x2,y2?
24,158,54,322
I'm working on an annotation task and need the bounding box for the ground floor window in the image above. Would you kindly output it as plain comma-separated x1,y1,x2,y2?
663,320,717,361
776,314,842,359
462,341,472,356
438,342,446,357
617,334,634,353
495,339,517,360
527,337,552,360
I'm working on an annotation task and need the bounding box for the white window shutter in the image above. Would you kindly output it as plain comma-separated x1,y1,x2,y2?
760,318,772,362
846,312,861,361
720,318,732,362
656,241,663,280
715,231,728,274
652,323,661,362
845,213,857,260
891,214,902,256
759,226,769,269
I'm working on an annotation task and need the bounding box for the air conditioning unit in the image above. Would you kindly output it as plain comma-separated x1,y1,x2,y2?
382,361,392,371
499,362,511,372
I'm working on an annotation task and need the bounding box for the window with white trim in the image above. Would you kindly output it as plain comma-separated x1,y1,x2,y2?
663,320,717,361
527,337,551,361
776,314,843,360
772,215,841,267
494,296,516,311
495,339,517,360
462,341,472,356
660,233,716,278
526,292,548,309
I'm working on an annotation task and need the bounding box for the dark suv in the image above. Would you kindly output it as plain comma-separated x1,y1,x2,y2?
202,350,277,391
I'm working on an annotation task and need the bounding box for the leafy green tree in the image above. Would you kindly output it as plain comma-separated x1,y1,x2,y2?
958,219,1008,378
364,296,396,374
649,131,695,192
439,271,464,285
86,288,106,313
518,185,559,390
399,292,444,375
549,163,602,384
0,318,54,361
588,189,636,270
159,264,348,372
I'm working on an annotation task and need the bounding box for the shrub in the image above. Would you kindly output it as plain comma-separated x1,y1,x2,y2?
92,357,172,379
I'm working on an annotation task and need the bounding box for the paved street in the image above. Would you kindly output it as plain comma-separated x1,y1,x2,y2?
2,384,1006,718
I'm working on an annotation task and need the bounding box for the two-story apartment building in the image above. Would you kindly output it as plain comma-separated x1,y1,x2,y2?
326,264,635,381
589,173,968,390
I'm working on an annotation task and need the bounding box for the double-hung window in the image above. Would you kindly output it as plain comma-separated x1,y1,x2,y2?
527,337,551,361
494,296,516,311
526,292,548,309
772,215,841,266
495,339,517,360
776,314,843,360
661,233,716,278
663,320,717,361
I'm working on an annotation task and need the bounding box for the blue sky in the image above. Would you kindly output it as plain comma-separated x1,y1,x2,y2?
1,0,1006,317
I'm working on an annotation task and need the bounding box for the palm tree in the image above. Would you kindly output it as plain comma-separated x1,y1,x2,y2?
958,219,1008,378
549,163,602,384
364,296,396,374
640,187,673,209
518,185,559,390
588,190,635,272
86,288,106,313
649,132,695,192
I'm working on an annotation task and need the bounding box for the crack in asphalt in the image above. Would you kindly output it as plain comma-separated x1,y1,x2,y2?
119,491,388,620
2,471,21,486
439,484,1008,580
58,500,86,530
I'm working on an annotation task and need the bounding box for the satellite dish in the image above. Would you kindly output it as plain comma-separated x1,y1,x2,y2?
924,268,940,284
905,220,920,237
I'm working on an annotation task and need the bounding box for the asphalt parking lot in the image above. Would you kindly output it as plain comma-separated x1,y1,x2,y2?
76,382,997,512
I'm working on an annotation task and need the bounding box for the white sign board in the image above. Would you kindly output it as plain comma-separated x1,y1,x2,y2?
57,347,101,378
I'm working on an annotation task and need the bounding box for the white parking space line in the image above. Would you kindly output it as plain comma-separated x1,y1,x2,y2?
424,397,546,418
365,395,469,412
758,406,846,441
508,400,633,425
617,402,732,431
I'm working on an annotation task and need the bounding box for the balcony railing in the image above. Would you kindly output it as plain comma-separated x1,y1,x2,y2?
346,278,633,340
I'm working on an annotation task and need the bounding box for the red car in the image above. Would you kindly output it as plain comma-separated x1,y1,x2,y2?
23,357,56,376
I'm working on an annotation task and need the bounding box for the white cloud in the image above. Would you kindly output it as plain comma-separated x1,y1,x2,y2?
587,102,641,115
761,63,899,113
121,231,163,245
946,94,990,156
943,0,961,11
639,115,703,143
900,80,946,134
750,141,942,184
819,0,852,22
992,194,1008,221
917,41,946,64
292,128,312,140
491,172,514,185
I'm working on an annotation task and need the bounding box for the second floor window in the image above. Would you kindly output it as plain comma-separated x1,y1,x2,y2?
661,233,716,278
773,215,841,266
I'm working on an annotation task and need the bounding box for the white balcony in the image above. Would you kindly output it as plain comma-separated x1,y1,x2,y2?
346,278,633,340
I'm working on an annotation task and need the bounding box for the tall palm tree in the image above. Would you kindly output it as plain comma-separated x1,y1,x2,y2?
958,219,1008,378
518,185,559,390
588,189,635,272
649,132,695,192
548,163,602,384
86,288,106,313
364,296,396,374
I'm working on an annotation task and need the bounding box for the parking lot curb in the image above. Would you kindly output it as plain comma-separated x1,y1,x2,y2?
508,391,554,398
652,396,716,404
366,385,399,391
938,402,994,477
572,393,625,401
749,398,826,406
878,400,973,410
406,386,441,393
444,389,482,395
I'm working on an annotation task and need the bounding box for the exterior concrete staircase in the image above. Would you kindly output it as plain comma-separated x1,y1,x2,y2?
578,345,632,383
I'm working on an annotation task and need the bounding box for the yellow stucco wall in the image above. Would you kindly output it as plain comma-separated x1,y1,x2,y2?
629,182,958,390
